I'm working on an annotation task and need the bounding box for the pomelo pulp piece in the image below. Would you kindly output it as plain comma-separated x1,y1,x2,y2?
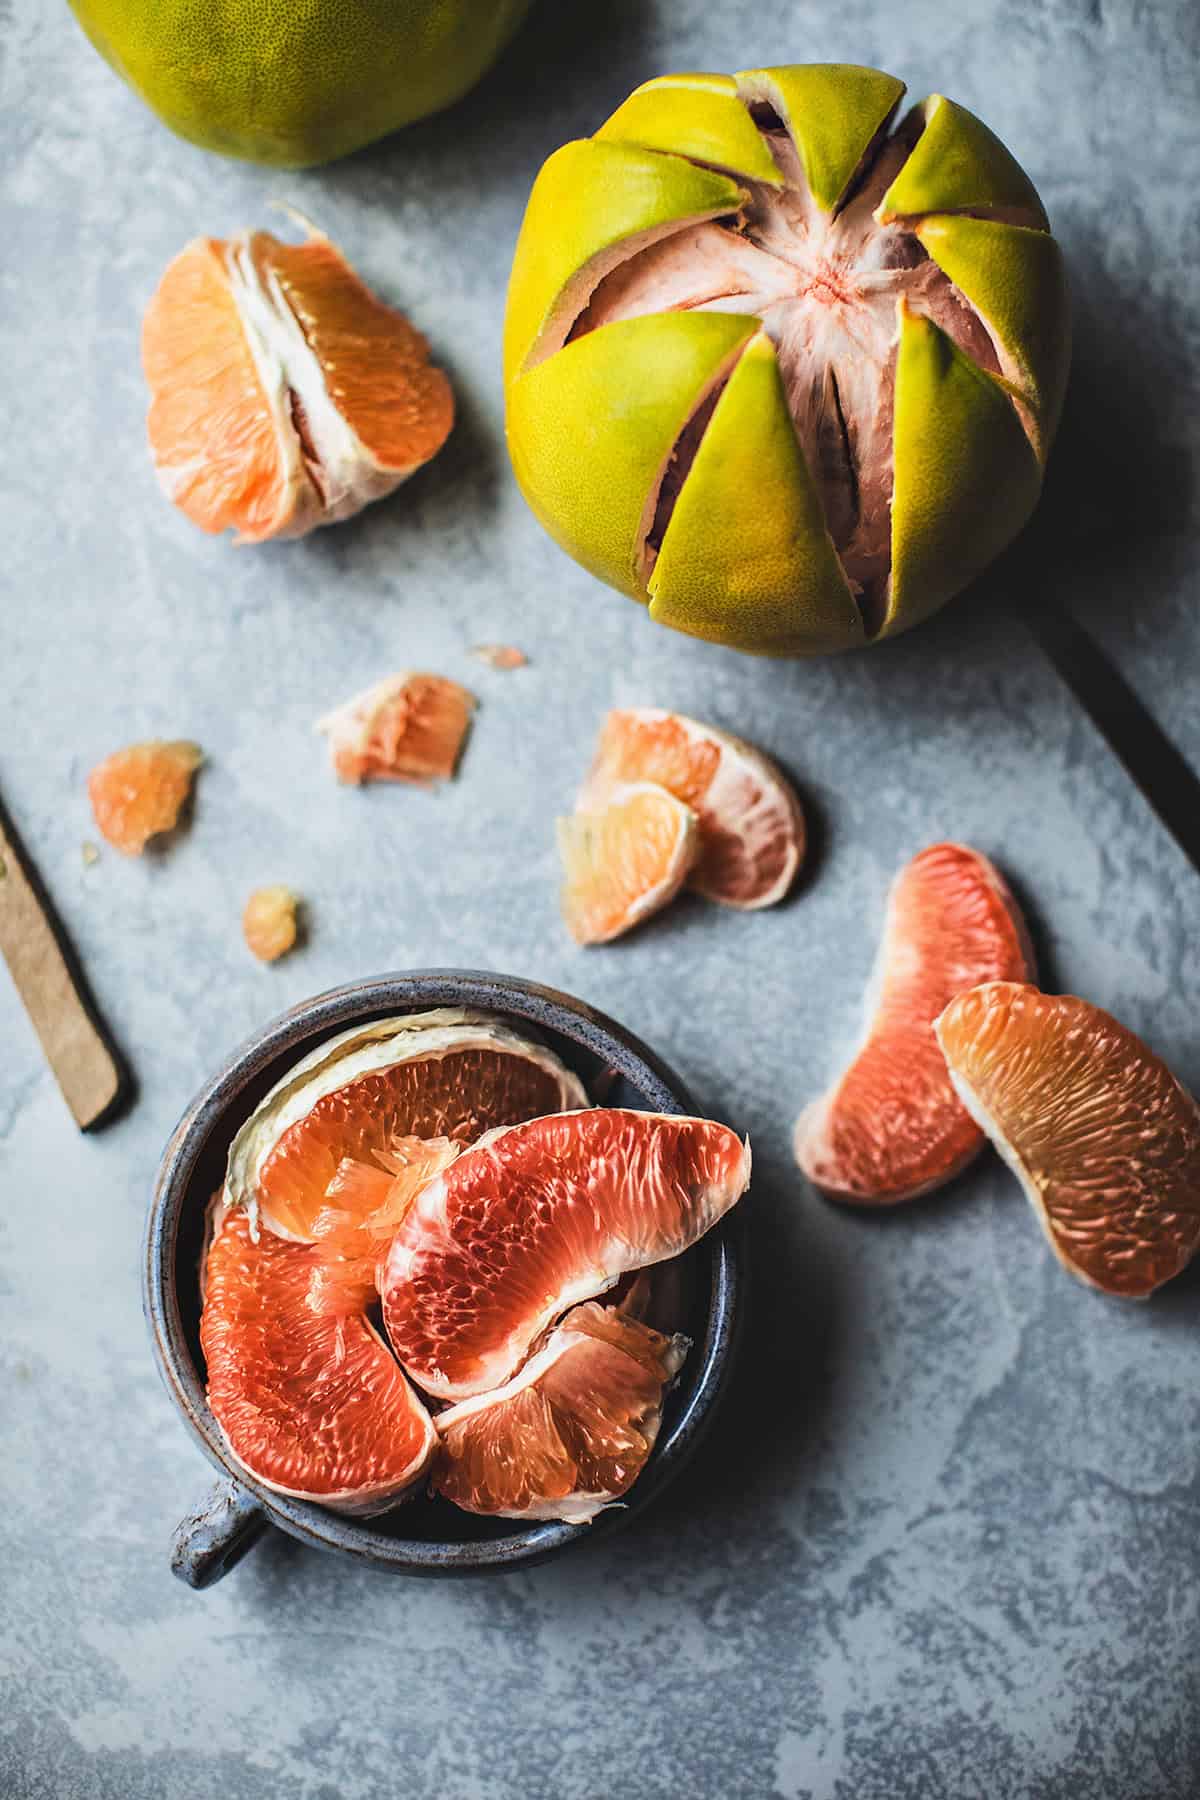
558,782,699,945
142,227,453,542
795,843,1033,1204
381,1106,750,1401
201,1207,435,1513
316,673,475,786
936,983,1200,1297
434,1301,689,1522
223,1009,588,1242
308,1138,460,1319
87,740,202,856
580,707,804,908
243,886,300,962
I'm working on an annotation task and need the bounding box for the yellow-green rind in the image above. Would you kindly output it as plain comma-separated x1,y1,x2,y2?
735,64,905,213
885,304,1043,639
596,72,784,186
507,312,759,601
648,334,864,655
915,215,1070,461
877,95,1049,228
503,139,745,385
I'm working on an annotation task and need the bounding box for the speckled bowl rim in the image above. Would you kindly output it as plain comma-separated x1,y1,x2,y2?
144,969,744,1574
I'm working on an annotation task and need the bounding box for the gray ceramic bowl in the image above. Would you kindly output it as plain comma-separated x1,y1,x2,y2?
145,970,745,1588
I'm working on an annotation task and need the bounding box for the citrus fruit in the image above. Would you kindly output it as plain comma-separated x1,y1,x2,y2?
242,887,300,962
795,843,1034,1204
579,708,804,908
201,1207,436,1512
317,673,474,785
68,0,533,168
936,984,1200,1297
558,782,699,945
381,1107,750,1400
142,226,453,542
87,739,202,855
223,1010,587,1241
504,65,1069,655
308,1137,460,1318
434,1301,689,1521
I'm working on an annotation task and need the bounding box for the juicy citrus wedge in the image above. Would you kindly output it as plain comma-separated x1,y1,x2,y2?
223,1010,588,1242
142,226,453,542
795,843,1034,1204
87,740,202,856
434,1301,689,1522
316,673,475,786
381,1107,750,1401
936,983,1200,1297
201,1207,435,1513
558,781,699,945
242,886,299,962
579,708,804,908
308,1137,460,1319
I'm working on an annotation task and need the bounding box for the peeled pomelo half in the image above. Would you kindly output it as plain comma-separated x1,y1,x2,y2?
87,740,202,856
381,1106,750,1401
434,1301,689,1522
308,1137,460,1319
795,842,1034,1204
558,781,698,944
201,1207,435,1513
142,225,453,542
936,983,1200,1297
317,673,476,786
580,708,804,908
223,1009,588,1242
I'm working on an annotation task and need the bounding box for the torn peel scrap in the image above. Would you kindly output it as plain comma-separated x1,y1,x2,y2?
559,782,699,945
317,673,476,786
87,740,202,856
935,982,1200,1298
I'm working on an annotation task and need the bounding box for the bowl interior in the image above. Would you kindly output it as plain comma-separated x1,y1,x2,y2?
148,972,741,1572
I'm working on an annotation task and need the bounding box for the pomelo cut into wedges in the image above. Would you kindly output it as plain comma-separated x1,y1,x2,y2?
87,740,202,856
580,707,804,907
434,1301,689,1522
559,782,698,944
142,226,453,542
936,983,1200,1297
201,1208,435,1513
223,1010,588,1242
308,1138,460,1319
795,842,1033,1204
381,1107,750,1401
317,673,475,786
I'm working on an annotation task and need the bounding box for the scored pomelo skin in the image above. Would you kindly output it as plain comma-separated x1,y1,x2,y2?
504,63,1069,656
222,1009,588,1241
381,1108,751,1401
935,984,1200,1298
434,1302,690,1522
68,0,533,168
795,844,1034,1204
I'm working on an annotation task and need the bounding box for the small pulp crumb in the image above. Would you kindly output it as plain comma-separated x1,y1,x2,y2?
243,886,301,962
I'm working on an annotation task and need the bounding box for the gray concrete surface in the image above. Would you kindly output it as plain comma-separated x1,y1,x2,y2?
3,3,1199,1796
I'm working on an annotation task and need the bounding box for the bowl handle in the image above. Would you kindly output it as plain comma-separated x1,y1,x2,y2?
171,1477,268,1588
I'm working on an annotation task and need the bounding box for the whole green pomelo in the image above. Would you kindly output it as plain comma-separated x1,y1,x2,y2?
67,0,533,168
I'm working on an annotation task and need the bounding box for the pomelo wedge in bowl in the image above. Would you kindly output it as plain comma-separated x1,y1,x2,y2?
146,972,746,1585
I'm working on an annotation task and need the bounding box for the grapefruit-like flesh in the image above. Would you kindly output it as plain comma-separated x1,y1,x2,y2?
580,708,804,908
87,740,202,856
795,843,1034,1204
223,1010,588,1242
308,1138,460,1319
201,1208,435,1513
142,227,453,542
242,886,299,962
381,1107,750,1401
558,781,699,945
936,983,1200,1297
316,673,475,786
434,1301,689,1522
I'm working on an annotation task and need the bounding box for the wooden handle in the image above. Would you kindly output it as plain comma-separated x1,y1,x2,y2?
0,801,124,1130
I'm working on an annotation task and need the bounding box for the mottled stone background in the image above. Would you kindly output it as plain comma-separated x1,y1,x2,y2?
3,3,1199,1796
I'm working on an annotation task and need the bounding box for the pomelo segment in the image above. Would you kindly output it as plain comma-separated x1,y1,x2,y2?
381,1107,750,1401
317,673,475,786
580,708,804,908
201,1208,435,1514
795,843,1034,1204
936,984,1200,1298
223,1010,588,1242
434,1302,690,1522
87,740,202,856
558,782,699,945
308,1138,460,1319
